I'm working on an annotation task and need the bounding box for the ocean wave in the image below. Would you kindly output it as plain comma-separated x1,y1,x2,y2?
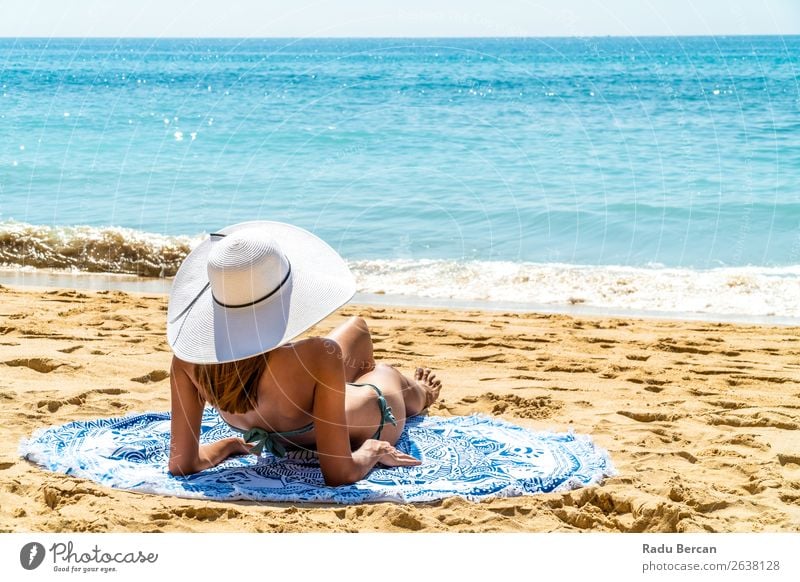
1,222,798,320
349,259,800,319
0,221,200,277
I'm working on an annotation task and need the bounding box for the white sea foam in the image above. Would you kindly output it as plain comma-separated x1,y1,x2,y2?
0,221,797,321
348,259,800,321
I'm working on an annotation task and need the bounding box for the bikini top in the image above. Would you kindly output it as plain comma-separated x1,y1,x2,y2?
227,422,314,458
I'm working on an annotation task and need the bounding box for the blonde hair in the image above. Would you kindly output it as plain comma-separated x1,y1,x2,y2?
196,353,268,414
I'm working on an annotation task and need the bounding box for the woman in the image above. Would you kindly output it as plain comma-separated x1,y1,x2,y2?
166,221,442,486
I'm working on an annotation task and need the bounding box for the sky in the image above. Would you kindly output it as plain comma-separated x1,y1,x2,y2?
0,0,798,38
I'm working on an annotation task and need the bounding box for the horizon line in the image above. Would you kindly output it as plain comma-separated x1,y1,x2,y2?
1,33,798,40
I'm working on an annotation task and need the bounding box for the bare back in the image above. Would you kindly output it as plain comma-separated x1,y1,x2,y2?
192,338,322,442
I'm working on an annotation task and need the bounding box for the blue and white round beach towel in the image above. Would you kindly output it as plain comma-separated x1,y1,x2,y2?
20,409,614,504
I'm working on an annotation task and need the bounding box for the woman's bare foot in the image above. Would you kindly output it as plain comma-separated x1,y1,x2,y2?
414,367,442,410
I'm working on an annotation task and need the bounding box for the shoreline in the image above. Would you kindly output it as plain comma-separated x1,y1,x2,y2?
1,267,797,327
1,284,799,532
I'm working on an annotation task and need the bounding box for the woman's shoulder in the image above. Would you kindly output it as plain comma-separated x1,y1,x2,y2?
262,337,333,394
274,336,332,360
270,336,342,372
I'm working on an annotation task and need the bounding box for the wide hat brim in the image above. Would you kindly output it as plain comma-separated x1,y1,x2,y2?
167,221,355,363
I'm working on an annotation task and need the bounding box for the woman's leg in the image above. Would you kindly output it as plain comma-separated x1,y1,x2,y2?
344,364,407,447
345,364,443,447
327,315,443,443
325,316,375,382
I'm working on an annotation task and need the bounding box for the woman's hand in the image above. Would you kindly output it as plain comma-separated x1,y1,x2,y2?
227,437,258,457
355,439,421,468
190,436,255,472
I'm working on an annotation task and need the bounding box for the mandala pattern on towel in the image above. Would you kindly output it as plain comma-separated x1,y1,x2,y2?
20,409,614,503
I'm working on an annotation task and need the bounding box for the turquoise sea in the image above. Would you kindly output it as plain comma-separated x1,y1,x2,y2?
1,37,799,320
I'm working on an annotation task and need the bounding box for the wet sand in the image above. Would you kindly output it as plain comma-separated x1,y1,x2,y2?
1,284,799,532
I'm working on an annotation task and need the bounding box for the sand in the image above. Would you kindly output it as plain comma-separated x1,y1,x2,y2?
1,283,799,533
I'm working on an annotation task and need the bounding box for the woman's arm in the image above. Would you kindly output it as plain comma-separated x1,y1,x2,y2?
168,356,250,476
309,338,419,486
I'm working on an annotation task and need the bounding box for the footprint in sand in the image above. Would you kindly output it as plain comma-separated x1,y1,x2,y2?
162,506,241,521
731,373,793,384
617,410,683,423
57,345,83,354
3,358,77,373
713,434,770,451
584,337,619,345
468,353,508,363
668,480,731,513
387,508,425,531
705,410,799,430
131,370,170,384
777,453,800,466
543,488,691,533
449,392,562,419
545,364,599,373
37,388,128,413
42,483,107,510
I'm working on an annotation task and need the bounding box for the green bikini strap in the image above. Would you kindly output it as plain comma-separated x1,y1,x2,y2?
242,424,313,458
376,392,398,428
242,427,287,457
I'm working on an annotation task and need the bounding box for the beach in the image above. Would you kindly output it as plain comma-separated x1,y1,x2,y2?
1,283,798,533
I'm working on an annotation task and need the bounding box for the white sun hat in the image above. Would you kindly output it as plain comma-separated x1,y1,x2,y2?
167,220,356,364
